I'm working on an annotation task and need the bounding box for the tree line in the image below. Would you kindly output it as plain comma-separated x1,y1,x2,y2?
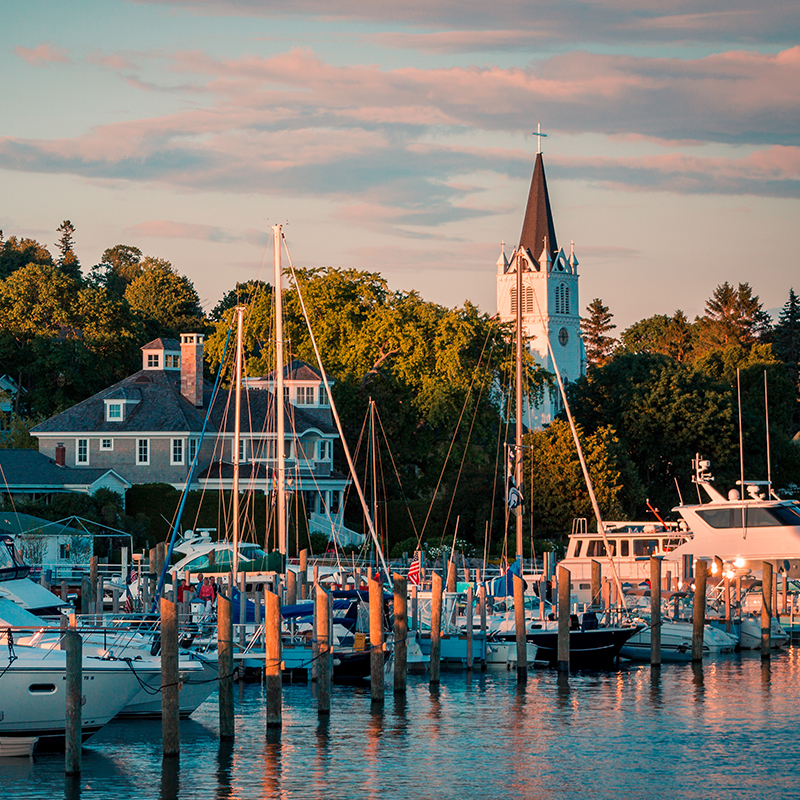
1,221,799,557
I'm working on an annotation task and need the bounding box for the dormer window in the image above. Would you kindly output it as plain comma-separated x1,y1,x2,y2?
147,353,160,368
104,396,139,421
297,386,314,405
319,385,329,406
165,353,181,370
107,402,122,420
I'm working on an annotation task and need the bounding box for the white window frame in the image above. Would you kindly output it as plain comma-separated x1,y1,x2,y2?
297,386,314,405
188,438,198,465
76,438,89,465
319,385,329,406
318,440,331,461
137,438,150,465
106,402,122,421
147,353,160,368
100,438,114,451
171,438,184,465
236,438,247,462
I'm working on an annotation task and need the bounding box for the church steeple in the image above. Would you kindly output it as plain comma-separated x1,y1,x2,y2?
519,152,558,269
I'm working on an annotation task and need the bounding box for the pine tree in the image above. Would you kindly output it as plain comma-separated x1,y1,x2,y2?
581,298,617,369
774,288,800,392
696,281,772,351
56,220,82,282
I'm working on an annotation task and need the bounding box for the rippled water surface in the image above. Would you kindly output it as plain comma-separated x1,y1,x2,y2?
5,649,800,799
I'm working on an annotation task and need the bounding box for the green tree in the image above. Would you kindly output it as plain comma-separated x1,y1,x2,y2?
693,282,772,354
773,288,800,394
55,220,82,282
90,244,143,297
0,235,53,279
210,280,270,322
581,298,617,369
620,311,693,362
522,419,643,540
123,258,204,337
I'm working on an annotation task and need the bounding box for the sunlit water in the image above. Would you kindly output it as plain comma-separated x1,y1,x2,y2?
5,649,800,799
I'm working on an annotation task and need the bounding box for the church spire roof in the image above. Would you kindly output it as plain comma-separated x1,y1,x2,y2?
519,152,558,268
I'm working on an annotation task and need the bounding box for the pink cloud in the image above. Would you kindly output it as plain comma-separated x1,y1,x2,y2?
15,43,71,66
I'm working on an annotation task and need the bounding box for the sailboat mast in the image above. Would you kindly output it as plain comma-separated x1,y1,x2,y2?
273,224,287,559
370,399,378,562
515,252,524,562
232,305,245,575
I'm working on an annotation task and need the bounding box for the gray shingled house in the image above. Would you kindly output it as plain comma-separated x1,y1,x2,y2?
31,336,351,532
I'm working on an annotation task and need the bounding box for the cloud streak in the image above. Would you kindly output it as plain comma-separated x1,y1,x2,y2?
15,43,71,66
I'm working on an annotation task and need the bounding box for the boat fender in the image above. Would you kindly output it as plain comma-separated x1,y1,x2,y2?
151,633,161,656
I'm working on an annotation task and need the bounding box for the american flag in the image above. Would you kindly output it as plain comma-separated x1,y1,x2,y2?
407,551,421,586
127,566,138,585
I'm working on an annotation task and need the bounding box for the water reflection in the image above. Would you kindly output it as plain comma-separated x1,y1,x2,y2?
160,756,180,800
691,662,704,704
216,740,234,800
649,665,662,709
262,733,282,799
64,775,81,800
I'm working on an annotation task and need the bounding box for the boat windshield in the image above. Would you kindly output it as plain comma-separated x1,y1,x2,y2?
697,505,800,529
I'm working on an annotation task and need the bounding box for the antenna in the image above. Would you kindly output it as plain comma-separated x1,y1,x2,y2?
737,368,747,540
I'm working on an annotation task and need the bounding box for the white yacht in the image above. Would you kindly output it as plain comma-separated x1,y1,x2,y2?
665,456,800,575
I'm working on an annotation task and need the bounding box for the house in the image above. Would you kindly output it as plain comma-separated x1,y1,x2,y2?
0,449,130,507
0,511,95,570
31,335,352,537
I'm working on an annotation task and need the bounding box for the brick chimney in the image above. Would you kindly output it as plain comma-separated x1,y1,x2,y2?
55,443,66,466
180,333,205,407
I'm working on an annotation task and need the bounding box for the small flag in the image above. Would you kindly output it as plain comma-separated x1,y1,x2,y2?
407,551,421,586
127,566,138,585
124,586,134,613
506,445,524,516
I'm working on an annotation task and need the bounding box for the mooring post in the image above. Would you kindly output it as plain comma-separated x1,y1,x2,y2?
514,573,527,681
762,561,773,659
724,574,732,634
410,583,418,631
64,629,82,775
299,549,308,599
265,590,282,728
96,575,104,616
782,568,788,616
692,560,707,662
430,572,443,686
369,575,385,703
479,583,487,671
161,598,180,757
112,585,119,614
465,585,474,671
316,583,332,715
557,566,570,672
217,593,235,740
591,560,601,608
61,579,68,603
80,575,91,615
89,556,98,603
772,569,779,622
446,559,456,593
393,573,408,694
650,556,662,667
286,569,297,606
239,571,247,650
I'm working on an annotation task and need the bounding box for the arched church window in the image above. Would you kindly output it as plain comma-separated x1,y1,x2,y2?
555,283,570,314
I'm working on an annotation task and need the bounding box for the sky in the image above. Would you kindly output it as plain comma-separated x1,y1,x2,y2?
2,0,799,330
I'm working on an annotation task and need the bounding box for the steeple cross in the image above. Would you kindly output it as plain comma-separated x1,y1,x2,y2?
533,122,547,154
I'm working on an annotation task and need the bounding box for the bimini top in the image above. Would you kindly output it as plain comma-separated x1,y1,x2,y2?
0,534,31,581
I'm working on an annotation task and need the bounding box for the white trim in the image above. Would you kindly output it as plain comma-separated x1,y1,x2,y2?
100,438,114,451
75,438,89,465
136,438,150,465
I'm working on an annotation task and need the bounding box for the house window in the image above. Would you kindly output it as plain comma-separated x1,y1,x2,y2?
100,438,113,451
165,354,180,369
188,438,198,464
319,385,329,406
284,439,293,459
107,402,122,421
237,438,247,462
297,386,314,405
76,438,88,465
318,440,331,461
59,542,70,560
171,438,184,465
137,439,150,465
147,353,160,368
283,387,290,404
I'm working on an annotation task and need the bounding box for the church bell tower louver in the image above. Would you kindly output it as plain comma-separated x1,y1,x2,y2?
496,149,586,429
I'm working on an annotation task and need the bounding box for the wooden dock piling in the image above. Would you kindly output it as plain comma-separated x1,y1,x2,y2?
762,561,773,659
557,566,570,672
299,548,308,599
479,583,487,671
265,590,282,728
466,585,474,672
286,569,297,606
316,583,332,715
692,560,707,662
64,629,82,776
724,574,732,634
161,598,180,757
514,573,527,682
217,593,235,740
393,573,407,694
446,559,456,593
369,576,385,704
430,573,442,686
650,556,662,667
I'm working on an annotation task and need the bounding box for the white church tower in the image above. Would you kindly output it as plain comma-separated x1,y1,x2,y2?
496,150,586,428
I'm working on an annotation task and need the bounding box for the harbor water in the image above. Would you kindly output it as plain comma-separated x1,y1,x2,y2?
5,648,800,799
